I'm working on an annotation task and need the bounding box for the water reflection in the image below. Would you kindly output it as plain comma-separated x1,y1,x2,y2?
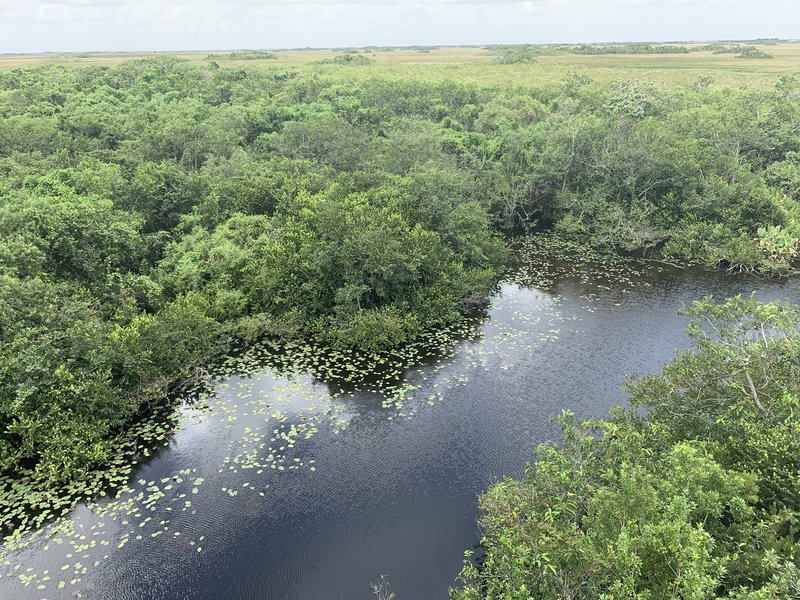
1,252,798,600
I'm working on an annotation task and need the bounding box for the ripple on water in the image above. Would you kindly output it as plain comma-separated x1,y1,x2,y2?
2,235,799,600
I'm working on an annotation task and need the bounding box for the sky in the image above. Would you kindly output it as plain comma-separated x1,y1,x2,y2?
0,0,797,54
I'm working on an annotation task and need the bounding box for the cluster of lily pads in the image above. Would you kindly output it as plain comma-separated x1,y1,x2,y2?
510,233,669,296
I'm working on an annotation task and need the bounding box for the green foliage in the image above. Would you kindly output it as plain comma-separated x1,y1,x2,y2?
0,181,145,284
495,47,539,65
629,296,800,510
452,297,800,599
492,43,693,59
126,161,208,233
109,293,219,402
0,278,128,482
0,59,507,483
735,48,774,59
0,56,797,494
161,188,504,350
565,43,691,55
0,276,219,483
317,53,375,66
697,45,775,60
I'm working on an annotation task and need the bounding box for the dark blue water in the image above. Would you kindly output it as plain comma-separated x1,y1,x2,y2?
2,262,798,600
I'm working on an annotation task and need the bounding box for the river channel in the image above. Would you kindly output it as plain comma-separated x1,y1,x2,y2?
2,236,799,600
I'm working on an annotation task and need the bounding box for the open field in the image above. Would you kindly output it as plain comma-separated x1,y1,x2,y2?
1,43,799,88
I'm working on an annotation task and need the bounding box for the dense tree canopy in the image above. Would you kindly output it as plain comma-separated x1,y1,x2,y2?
0,57,797,490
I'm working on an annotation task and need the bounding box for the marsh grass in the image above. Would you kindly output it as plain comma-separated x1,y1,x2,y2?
2,43,799,88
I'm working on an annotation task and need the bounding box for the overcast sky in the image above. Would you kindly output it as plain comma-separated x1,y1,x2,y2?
0,0,797,54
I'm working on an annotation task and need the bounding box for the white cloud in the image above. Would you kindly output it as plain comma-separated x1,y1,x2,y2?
0,0,797,53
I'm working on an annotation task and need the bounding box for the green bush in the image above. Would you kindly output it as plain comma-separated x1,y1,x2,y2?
452,297,800,599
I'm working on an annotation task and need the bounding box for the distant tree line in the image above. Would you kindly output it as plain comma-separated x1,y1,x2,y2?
206,50,279,61
315,53,375,65
693,44,774,59
492,42,777,59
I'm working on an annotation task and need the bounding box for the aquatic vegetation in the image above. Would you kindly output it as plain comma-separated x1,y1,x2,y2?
508,233,669,294
0,234,689,597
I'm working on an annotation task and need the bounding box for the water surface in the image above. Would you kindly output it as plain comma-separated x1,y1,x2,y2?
2,248,798,600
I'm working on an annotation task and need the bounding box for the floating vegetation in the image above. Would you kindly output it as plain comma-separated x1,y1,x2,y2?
0,315,496,596
509,234,671,297
0,234,683,598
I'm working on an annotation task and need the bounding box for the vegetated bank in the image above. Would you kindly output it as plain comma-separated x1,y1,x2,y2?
451,296,800,598
0,57,798,513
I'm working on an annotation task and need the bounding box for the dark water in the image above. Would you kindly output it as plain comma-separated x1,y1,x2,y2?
2,260,799,600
